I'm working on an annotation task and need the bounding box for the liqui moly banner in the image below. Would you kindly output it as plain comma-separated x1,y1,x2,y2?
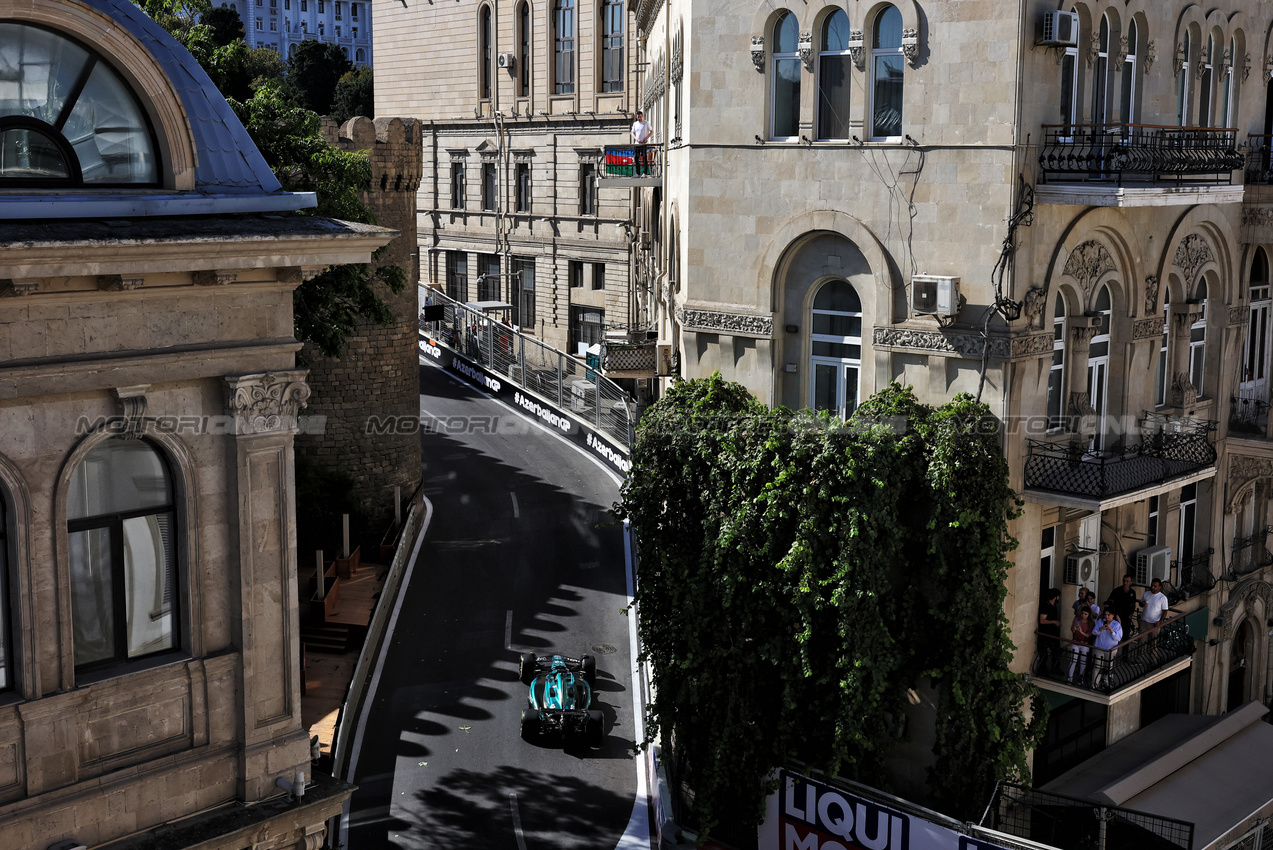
759,770,1011,850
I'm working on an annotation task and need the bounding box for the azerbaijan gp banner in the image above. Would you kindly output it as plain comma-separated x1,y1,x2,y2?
760,770,1013,850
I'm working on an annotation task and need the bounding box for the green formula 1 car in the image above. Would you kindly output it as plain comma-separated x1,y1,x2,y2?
518,652,604,747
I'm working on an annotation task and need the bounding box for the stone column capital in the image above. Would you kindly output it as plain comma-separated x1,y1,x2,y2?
224,371,311,436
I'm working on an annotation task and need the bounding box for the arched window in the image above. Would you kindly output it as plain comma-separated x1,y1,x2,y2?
1087,285,1111,448
518,1,532,96
356,47,366,63
817,10,851,140
600,0,624,92
553,0,576,94
770,12,800,140
1157,288,1170,406
0,23,158,186
1120,19,1138,124
1191,280,1208,394
1177,30,1192,126
1048,293,1066,429
1198,33,1216,126
870,5,903,139
1091,14,1110,125
0,486,10,691
1239,251,1271,429
67,438,179,672
1220,36,1236,128
480,5,492,100
809,280,862,419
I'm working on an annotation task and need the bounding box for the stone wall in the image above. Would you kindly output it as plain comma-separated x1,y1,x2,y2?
296,116,424,527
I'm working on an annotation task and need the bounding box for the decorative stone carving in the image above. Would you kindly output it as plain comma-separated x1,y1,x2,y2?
1009,332,1054,359
1145,274,1160,314
750,36,765,73
574,147,603,164
1169,372,1198,407
1230,305,1252,326
224,371,312,436
848,29,865,70
1241,52,1252,82
1069,317,1102,344
1173,309,1204,330
1173,42,1186,77
1068,392,1098,436
1116,36,1129,67
1174,233,1215,287
97,274,145,291
1086,33,1100,68
192,270,237,287
1022,287,1046,330
0,279,39,297
901,28,919,66
112,385,150,440
511,148,534,163
677,306,774,337
1243,207,1273,228
1229,455,1273,513
871,327,1010,359
1143,40,1156,75
1219,579,1273,641
278,267,324,284
1062,240,1116,298
798,31,814,71
1133,316,1165,340
1194,56,1208,80
1219,46,1232,80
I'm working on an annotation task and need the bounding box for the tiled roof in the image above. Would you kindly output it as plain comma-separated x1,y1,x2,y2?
78,0,287,198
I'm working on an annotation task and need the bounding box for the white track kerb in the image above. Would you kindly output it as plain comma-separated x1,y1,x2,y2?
340,357,650,848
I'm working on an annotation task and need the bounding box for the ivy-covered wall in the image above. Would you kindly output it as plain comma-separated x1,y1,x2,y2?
615,375,1045,837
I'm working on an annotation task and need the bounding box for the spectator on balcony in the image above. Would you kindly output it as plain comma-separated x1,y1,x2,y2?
1072,587,1099,620
1038,588,1063,673
631,110,654,176
1106,573,1138,632
1068,606,1095,684
1140,579,1169,642
1091,608,1124,689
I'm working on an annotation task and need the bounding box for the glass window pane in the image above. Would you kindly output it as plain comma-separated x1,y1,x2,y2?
814,364,837,412
123,513,176,658
812,280,861,312
822,10,849,51
812,341,860,359
70,526,115,668
68,439,173,519
812,313,861,337
64,61,157,183
0,23,91,125
818,55,851,140
1061,53,1076,125
774,12,799,54
872,6,902,49
773,58,800,138
0,127,70,178
872,54,903,137
844,365,859,415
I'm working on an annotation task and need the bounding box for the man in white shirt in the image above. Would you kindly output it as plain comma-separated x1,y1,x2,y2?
631,110,653,175
1140,579,1169,644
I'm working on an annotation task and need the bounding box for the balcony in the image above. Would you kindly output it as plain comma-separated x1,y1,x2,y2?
1033,610,1195,701
1024,417,1217,509
601,340,657,378
1229,394,1270,437
601,145,661,187
1246,135,1273,185
1172,550,1218,602
1036,123,1244,207
1231,530,1273,579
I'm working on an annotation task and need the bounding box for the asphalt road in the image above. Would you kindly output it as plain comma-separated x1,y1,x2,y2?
345,358,641,849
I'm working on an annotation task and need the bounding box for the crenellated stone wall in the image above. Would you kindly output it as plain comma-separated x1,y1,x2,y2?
296,116,424,527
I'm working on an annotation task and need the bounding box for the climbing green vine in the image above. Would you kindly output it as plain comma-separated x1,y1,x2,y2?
614,375,1045,839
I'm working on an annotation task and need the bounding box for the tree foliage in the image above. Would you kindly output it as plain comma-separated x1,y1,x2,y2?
285,39,354,115
614,375,1045,838
331,65,374,125
202,5,244,46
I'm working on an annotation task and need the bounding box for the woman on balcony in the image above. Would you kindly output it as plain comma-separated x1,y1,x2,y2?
1068,606,1095,684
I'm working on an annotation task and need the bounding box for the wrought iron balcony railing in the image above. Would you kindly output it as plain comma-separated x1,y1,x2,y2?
1033,609,1195,696
1230,394,1270,435
1246,134,1273,185
1039,123,1243,186
1024,419,1216,500
1172,549,1217,603
602,145,662,180
1231,529,1273,578
602,340,657,374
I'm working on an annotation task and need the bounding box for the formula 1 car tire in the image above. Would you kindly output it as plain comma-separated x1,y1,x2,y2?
519,652,537,685
581,654,596,683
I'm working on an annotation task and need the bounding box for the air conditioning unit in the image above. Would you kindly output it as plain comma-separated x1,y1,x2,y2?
911,275,961,318
497,52,515,69
1064,552,1099,594
1041,10,1079,47
1134,545,1172,587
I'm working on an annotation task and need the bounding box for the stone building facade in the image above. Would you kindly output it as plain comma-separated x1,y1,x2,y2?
0,0,392,847
374,0,648,361
634,0,1273,834
293,116,423,522
223,0,374,66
